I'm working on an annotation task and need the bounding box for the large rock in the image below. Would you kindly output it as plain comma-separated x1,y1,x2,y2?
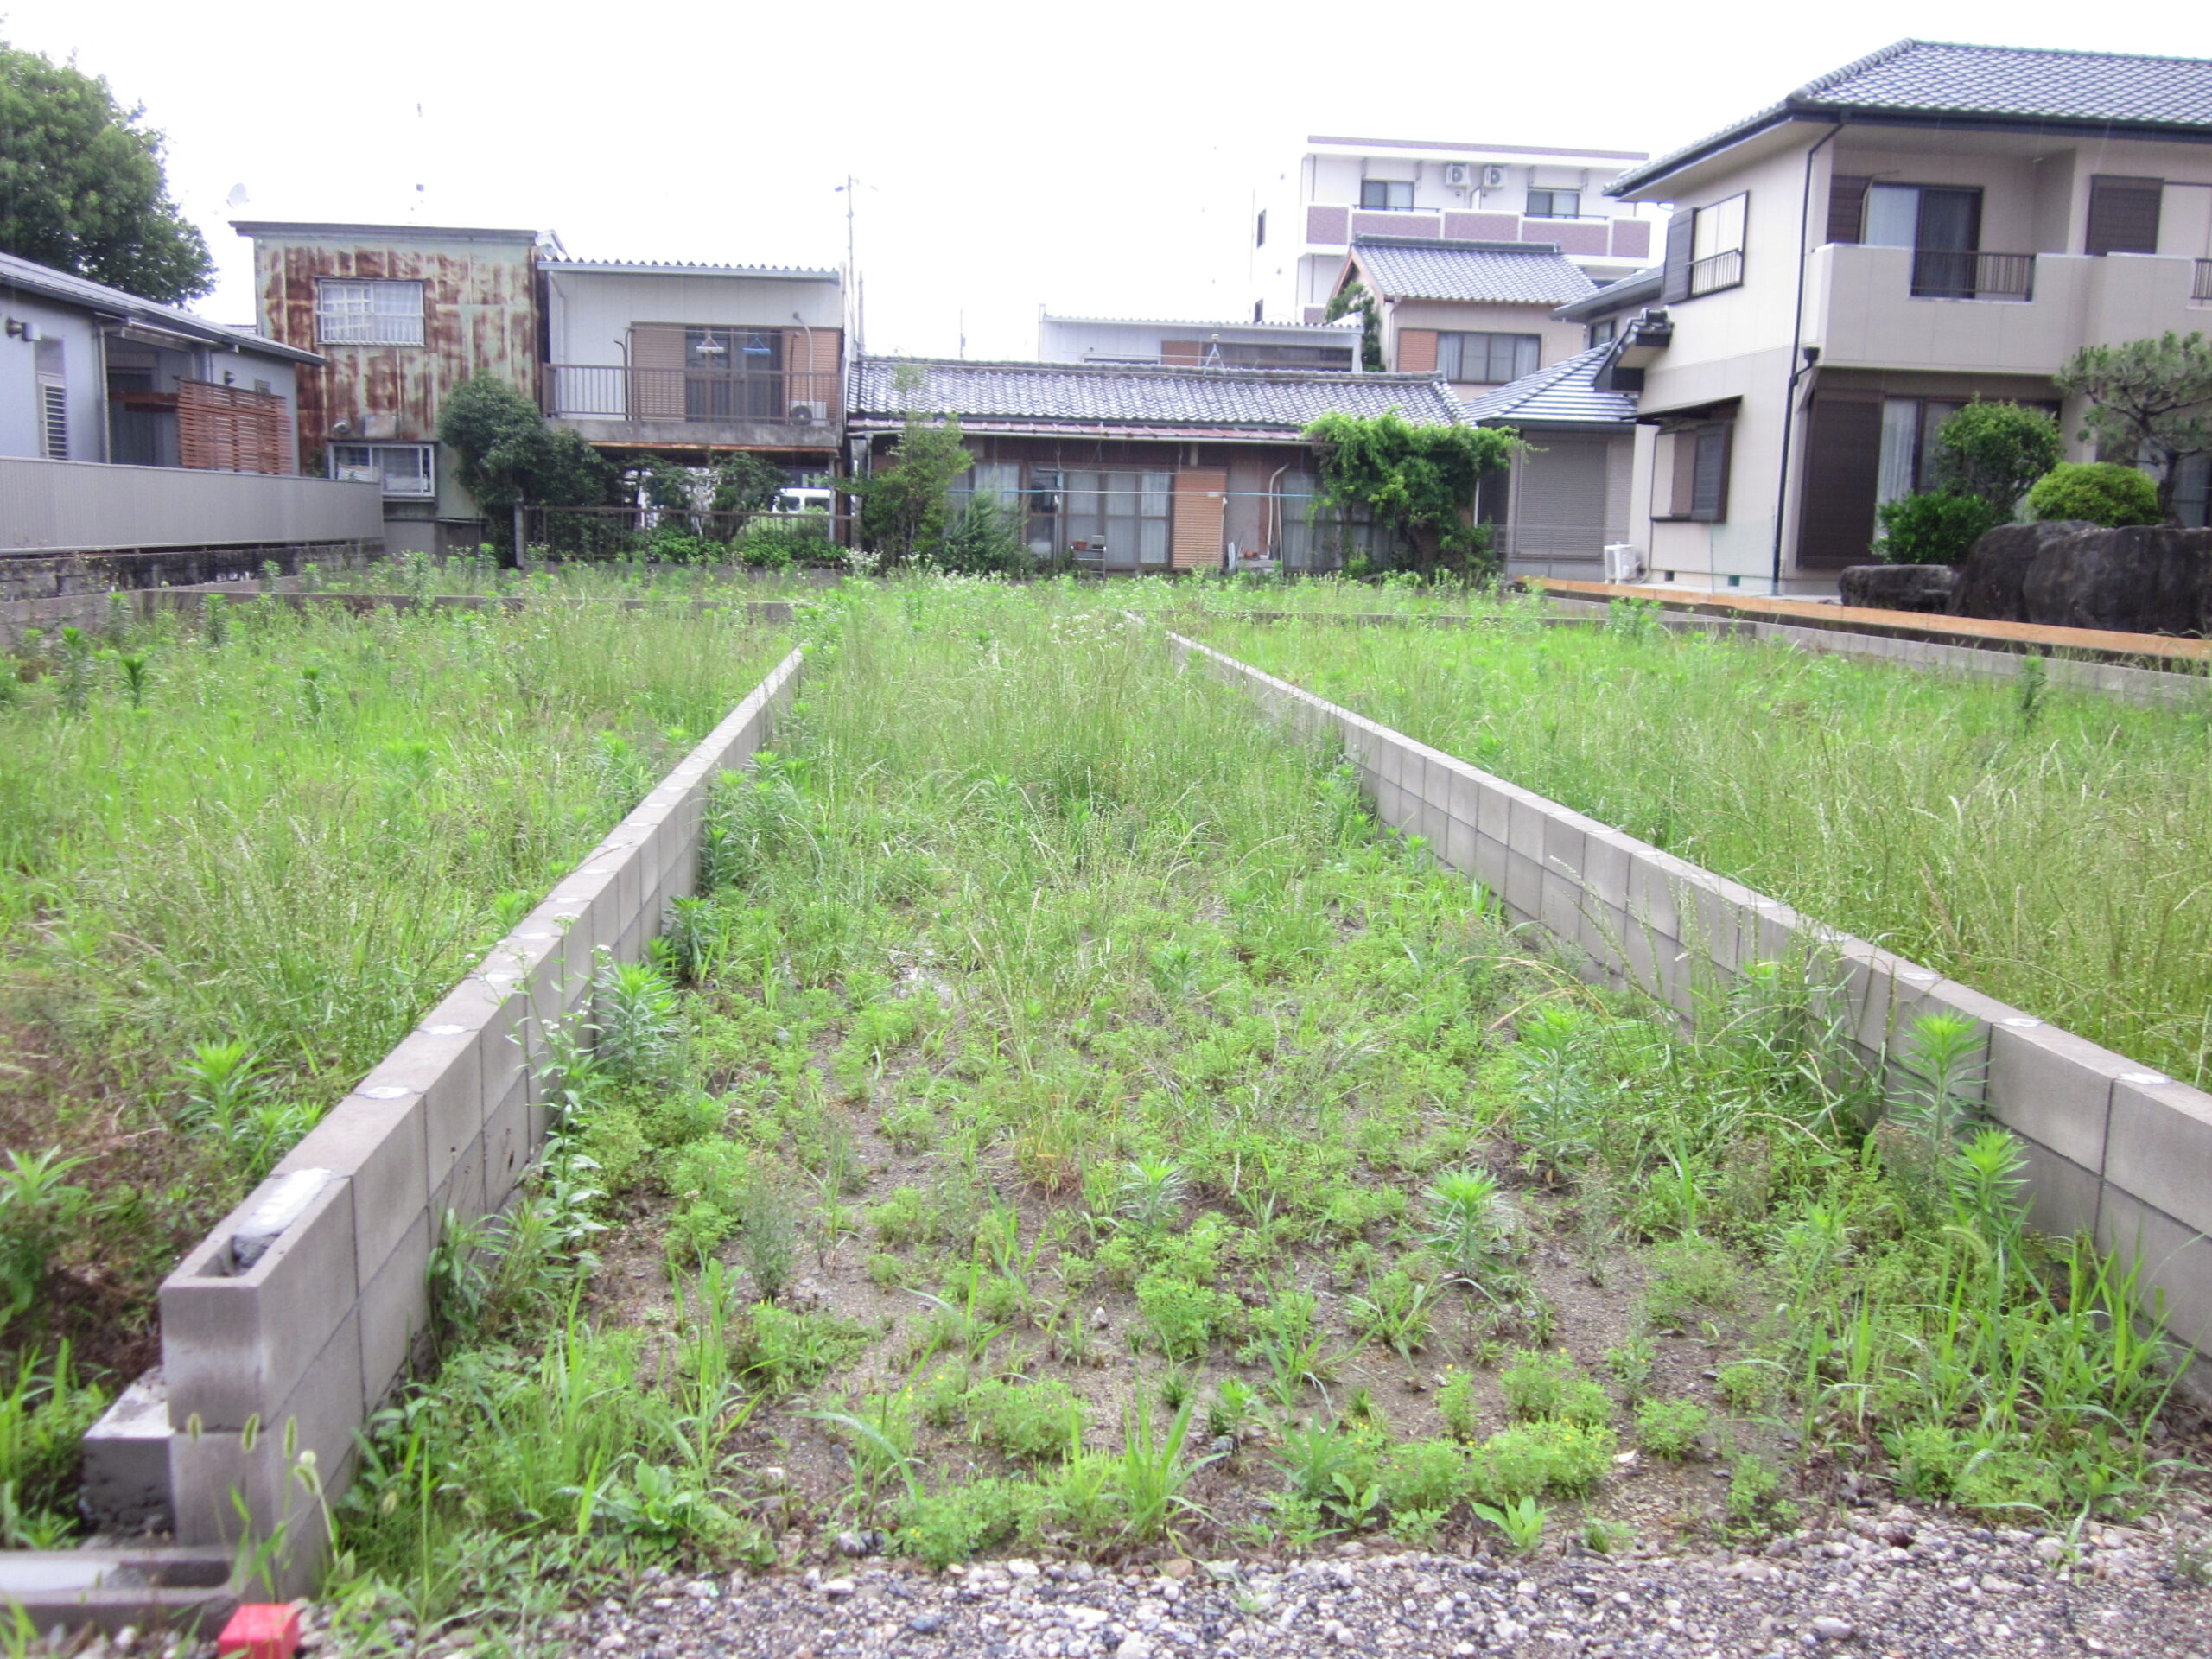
1947,521,2092,624
2019,524,2212,637
1840,563,1956,613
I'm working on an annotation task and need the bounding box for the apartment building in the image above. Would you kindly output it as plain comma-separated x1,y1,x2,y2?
1334,238,1596,395
1593,40,2212,593
237,221,544,554
1255,136,1658,323
538,259,843,480
1037,312,1358,371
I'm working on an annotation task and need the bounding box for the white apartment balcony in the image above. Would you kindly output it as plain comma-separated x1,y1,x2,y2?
1808,244,2212,377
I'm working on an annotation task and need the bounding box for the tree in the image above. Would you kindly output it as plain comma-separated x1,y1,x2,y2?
437,376,615,513
1324,282,1385,372
1304,410,1521,575
0,41,213,302
1929,402,2062,514
2054,332,2212,519
852,412,971,561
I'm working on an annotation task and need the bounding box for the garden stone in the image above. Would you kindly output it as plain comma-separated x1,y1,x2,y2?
1947,520,2092,621
2019,524,2212,635
1839,563,1955,613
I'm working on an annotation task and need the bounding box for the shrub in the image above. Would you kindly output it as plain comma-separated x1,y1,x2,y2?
1498,1349,1611,1427
936,496,1033,575
1929,402,2063,512
894,1477,1037,1567
1873,492,2003,565
1633,1395,1709,1459
1437,1368,1482,1442
1467,1419,1616,1502
734,520,825,570
1381,1436,1471,1513
1135,1270,1236,1362
1643,1234,1739,1328
967,1377,1085,1463
2024,461,2163,527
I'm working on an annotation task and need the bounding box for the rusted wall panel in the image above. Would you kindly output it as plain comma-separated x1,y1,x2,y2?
250,232,539,517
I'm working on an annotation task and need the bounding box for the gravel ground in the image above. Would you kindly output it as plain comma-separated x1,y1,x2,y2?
518,1505,2212,1659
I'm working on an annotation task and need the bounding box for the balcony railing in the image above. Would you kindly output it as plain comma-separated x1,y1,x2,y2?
1909,249,2035,302
1687,249,1743,296
2196,259,2212,302
543,366,841,429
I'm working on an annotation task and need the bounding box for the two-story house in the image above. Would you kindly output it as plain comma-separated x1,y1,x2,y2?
237,221,545,556
1255,135,1659,323
1596,40,2212,594
537,258,843,487
1333,238,1596,395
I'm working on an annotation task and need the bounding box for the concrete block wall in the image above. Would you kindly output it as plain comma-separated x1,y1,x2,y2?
1170,629,2212,1376
154,645,804,1582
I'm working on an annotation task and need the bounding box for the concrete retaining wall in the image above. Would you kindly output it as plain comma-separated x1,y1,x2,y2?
1169,630,2212,1376
139,645,804,1591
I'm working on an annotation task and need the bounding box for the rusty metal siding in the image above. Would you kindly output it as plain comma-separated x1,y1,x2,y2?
251,232,539,514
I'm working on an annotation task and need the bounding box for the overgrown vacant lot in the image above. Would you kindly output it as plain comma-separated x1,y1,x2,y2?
0,597,787,1528
333,582,2205,1640
1203,605,2212,1088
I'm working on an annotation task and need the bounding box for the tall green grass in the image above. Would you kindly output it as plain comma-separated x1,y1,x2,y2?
1209,609,2212,1085
0,596,787,1401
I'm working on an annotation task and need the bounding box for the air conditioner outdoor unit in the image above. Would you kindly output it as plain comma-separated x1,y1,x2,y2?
787,400,829,425
1444,163,1471,187
1482,165,1508,189
1603,543,1648,583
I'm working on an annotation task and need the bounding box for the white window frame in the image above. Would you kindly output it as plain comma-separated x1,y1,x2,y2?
330,442,435,498
316,279,426,346
1688,194,1748,296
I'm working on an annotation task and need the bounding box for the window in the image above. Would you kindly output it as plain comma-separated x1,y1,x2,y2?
1865,185,1985,297
685,327,783,419
35,336,66,460
1360,180,1414,211
316,280,425,346
1654,422,1732,522
330,442,435,497
1587,318,1618,348
1527,188,1580,219
2176,454,2210,530
2086,175,2164,257
1437,332,1540,385
1689,194,1746,294
1062,469,1173,566
1665,194,1747,301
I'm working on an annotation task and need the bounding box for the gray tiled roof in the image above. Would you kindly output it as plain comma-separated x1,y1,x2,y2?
1613,41,2212,195
1553,268,1662,323
848,358,1465,435
0,250,322,364
1461,346,1637,429
1349,238,1598,305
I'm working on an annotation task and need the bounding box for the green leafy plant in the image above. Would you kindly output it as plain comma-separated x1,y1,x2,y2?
1498,1349,1611,1427
1303,410,1520,575
1632,1395,1709,1459
1929,401,2063,512
2024,461,2163,527
1874,492,2003,564
0,1152,89,1332
1472,1494,1548,1551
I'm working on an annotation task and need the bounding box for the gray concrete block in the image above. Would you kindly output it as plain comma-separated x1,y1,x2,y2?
2012,1137,2101,1242
482,1073,533,1209
1579,901,1629,977
358,1210,430,1409
1583,831,1632,909
1503,852,1541,922
2104,1074,2212,1240
1541,815,1586,886
1471,833,1510,902
1538,869,1581,945
162,1173,355,1432
476,984,532,1134
431,1133,488,1237
1681,881,1747,976
1506,796,1548,861
1446,763,1480,827
2094,1187,2212,1363
412,986,495,1192
272,1090,425,1290
1443,815,1477,876
79,1370,173,1532
1622,851,1682,939
1474,777,1511,845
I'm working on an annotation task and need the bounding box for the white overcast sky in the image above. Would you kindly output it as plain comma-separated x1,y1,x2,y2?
5,0,2203,360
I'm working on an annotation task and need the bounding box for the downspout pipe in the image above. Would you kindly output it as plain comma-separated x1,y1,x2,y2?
1770,121,1845,594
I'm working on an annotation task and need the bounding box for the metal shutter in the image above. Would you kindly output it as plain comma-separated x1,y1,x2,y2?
1796,395,1885,569
1661,208,1698,304
1827,176,1870,245
2086,176,2163,257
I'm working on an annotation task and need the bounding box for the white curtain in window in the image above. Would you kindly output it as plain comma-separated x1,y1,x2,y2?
1139,473,1172,564
1876,399,1920,505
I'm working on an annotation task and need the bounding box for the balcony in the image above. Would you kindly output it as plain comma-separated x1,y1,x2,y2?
1808,245,2212,377
542,366,842,449
1908,249,2035,302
